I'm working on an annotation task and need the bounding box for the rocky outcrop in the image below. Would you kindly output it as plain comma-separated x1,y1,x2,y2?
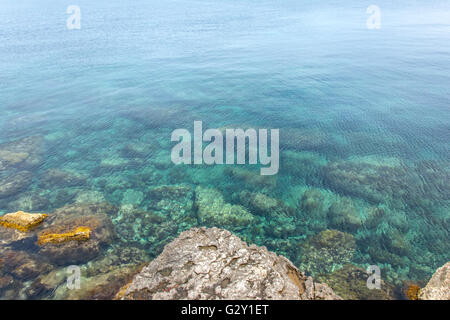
120,227,341,300
0,211,47,232
297,229,356,276
39,169,87,188
419,262,449,300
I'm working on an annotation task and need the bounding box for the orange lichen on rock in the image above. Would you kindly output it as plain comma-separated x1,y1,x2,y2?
405,284,421,300
114,281,133,300
0,211,47,232
37,226,91,245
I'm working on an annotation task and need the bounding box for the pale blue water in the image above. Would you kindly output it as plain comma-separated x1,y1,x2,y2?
0,0,449,299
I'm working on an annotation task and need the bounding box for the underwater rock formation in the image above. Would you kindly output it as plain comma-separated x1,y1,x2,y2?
38,203,116,265
60,245,149,300
413,160,450,206
74,190,106,204
0,171,33,198
322,158,411,204
120,141,160,159
280,150,327,185
98,156,135,173
38,226,91,245
298,188,329,231
6,192,50,212
299,189,326,217
0,136,44,171
114,205,177,251
23,244,149,300
40,168,87,188
419,262,450,300
0,211,47,232
114,185,197,255
120,227,341,300
0,274,16,297
238,190,295,217
224,167,277,190
237,190,298,238
67,264,142,300
147,184,195,222
316,264,398,300
0,226,33,248
0,211,48,262
1,250,52,281
297,229,356,276
0,150,29,171
195,186,254,229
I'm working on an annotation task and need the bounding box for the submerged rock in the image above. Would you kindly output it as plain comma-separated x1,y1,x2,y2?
6,192,50,212
147,185,195,222
0,136,44,170
38,203,116,265
0,275,15,293
225,167,277,190
237,190,298,238
114,185,196,253
65,264,142,300
113,204,180,255
281,151,328,185
326,198,362,232
0,171,32,198
121,189,144,206
0,227,34,247
419,262,450,300
98,156,133,172
322,158,416,204
1,250,52,281
120,142,159,159
74,190,106,204
195,187,254,229
24,245,150,300
238,190,295,217
120,227,341,300
0,150,29,171
38,226,91,245
297,229,356,276
298,188,329,231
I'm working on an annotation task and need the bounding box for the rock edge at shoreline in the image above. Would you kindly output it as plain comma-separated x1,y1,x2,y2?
119,227,342,300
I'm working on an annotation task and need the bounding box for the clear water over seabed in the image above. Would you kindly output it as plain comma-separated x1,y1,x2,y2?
0,0,449,299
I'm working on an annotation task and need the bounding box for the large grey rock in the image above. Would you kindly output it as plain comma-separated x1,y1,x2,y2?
121,227,341,300
419,262,450,300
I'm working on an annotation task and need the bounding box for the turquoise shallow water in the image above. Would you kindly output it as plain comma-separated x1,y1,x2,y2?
0,0,449,299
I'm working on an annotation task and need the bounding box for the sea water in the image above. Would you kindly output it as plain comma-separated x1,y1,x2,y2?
0,0,449,299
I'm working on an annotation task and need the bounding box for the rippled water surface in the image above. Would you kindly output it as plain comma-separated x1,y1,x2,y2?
0,0,449,299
